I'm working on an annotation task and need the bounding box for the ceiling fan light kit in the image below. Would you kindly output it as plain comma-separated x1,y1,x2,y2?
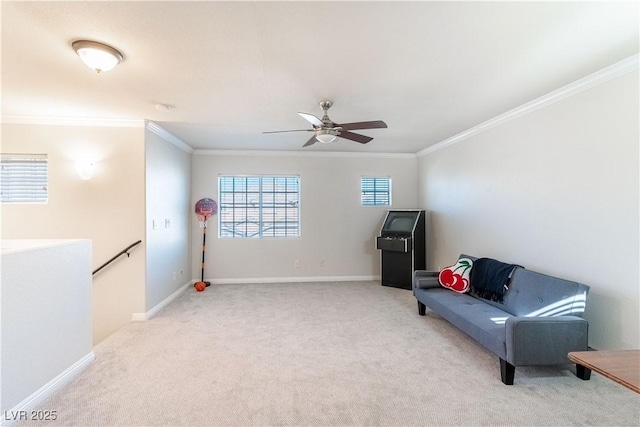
316,129,339,144
264,99,388,147
72,40,123,73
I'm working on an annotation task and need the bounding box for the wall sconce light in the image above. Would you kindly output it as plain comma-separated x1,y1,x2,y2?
76,159,96,180
72,40,123,73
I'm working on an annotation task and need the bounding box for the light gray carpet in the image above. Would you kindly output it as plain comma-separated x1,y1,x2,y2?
17,281,640,426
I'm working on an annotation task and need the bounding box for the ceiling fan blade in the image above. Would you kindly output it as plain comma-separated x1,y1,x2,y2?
262,129,312,134
298,112,324,127
339,130,373,144
302,135,317,147
338,120,388,131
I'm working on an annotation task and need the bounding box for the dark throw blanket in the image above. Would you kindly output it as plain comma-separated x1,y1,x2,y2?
469,258,522,302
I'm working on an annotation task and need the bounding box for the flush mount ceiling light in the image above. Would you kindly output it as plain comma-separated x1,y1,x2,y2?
72,40,123,73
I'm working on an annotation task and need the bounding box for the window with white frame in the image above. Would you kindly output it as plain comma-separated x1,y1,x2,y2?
218,175,300,238
0,154,48,203
361,176,391,206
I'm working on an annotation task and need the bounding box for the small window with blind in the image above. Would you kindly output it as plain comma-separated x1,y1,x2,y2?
361,176,391,206
218,175,300,238
0,154,48,203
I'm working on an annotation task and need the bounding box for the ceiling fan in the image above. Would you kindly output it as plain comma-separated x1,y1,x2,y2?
263,100,387,147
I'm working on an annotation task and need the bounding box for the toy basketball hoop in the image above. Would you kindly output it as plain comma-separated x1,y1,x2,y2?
195,198,218,289
195,198,218,228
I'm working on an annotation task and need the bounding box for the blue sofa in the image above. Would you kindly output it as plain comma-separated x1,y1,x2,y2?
413,255,591,385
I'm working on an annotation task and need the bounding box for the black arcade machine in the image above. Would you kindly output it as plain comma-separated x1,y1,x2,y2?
376,210,426,290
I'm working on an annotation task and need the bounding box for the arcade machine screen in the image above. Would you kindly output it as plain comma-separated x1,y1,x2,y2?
382,211,419,234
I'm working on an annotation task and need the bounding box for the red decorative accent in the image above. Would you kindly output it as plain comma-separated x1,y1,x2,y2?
439,258,473,293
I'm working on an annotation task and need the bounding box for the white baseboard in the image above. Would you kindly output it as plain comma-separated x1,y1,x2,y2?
209,275,380,284
131,312,147,322
131,280,192,321
1,352,95,426
130,277,380,319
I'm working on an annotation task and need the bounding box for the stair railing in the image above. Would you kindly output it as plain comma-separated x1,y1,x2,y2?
93,240,142,275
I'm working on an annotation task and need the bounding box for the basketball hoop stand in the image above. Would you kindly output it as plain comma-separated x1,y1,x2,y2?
194,198,217,289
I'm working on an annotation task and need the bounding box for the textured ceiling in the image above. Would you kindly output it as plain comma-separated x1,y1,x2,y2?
1,1,638,153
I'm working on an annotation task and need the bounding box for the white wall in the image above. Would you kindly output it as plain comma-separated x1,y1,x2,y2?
0,124,146,343
192,152,417,281
1,239,93,413
145,127,192,311
417,71,639,350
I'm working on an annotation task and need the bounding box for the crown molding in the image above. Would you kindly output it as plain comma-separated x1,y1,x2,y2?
0,114,144,128
145,121,194,154
417,53,640,157
193,149,416,159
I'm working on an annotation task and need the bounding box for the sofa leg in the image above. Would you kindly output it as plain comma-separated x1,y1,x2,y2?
500,358,515,385
418,301,426,316
576,364,591,380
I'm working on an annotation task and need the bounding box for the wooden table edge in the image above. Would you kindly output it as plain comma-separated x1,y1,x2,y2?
568,350,640,394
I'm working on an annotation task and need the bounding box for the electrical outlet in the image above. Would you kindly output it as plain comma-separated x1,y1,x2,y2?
172,271,177,280
152,219,157,230
294,260,300,268
165,218,171,228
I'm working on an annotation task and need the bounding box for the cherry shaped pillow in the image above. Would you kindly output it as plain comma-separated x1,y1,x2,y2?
439,258,473,293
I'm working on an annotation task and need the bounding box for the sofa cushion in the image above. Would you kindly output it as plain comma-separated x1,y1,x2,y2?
415,288,509,359
481,268,589,317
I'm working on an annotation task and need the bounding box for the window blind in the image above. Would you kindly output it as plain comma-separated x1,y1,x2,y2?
361,177,391,206
0,154,48,203
218,175,300,238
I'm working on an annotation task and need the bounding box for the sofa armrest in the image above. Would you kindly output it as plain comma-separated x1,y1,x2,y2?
413,270,440,290
505,316,589,366
414,270,439,279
